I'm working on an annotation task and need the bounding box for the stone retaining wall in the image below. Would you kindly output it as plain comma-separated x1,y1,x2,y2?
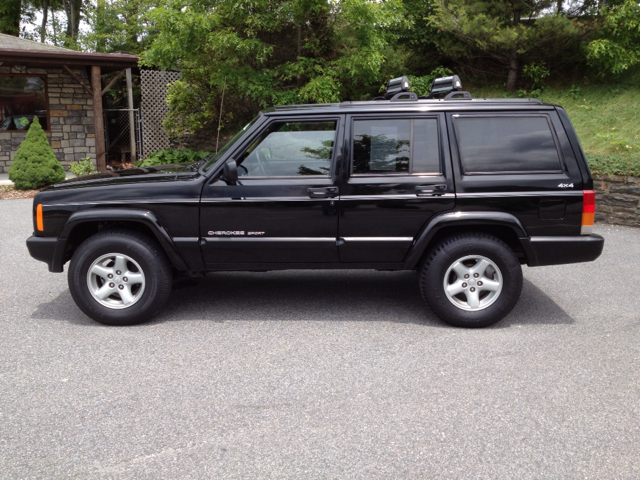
594,175,640,227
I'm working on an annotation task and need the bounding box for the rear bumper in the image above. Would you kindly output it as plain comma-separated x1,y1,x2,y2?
524,234,604,267
26,236,64,272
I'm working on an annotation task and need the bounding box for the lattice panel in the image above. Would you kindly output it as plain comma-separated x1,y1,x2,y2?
140,69,181,156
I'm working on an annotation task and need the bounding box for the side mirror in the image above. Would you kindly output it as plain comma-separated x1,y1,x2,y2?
222,160,238,185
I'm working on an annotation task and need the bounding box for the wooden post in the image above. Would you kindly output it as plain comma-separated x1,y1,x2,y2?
126,68,137,162
91,65,106,171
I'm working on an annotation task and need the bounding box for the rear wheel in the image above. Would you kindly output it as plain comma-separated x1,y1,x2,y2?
68,230,173,326
420,234,522,328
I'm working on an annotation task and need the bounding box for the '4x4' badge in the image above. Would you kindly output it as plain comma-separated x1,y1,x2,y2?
558,183,574,188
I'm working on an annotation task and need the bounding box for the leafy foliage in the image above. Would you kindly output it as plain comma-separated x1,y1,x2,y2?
139,148,211,167
8,117,66,190
69,157,98,177
141,0,407,134
0,0,21,35
86,0,157,54
407,67,455,96
588,0,640,75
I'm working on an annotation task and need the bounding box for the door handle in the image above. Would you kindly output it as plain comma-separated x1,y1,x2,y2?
416,184,447,196
308,187,338,198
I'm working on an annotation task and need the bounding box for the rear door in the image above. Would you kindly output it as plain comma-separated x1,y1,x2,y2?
199,115,343,268
448,111,585,236
338,113,456,264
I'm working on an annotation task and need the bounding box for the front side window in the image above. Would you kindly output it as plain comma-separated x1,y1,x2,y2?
0,75,48,131
239,120,336,177
453,115,563,174
352,118,440,175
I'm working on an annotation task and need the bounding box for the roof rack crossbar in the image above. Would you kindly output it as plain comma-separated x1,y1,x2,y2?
444,91,472,100
390,91,419,102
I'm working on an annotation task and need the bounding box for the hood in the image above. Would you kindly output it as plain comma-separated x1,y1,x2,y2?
50,164,200,189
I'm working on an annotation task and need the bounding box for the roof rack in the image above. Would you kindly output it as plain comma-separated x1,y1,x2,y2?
375,74,473,102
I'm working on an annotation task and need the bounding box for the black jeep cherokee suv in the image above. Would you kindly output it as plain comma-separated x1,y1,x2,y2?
26,77,604,327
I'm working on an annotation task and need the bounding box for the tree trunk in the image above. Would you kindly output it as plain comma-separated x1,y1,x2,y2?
506,8,521,92
63,0,82,45
296,25,303,88
40,0,49,42
506,51,518,91
124,2,139,52
0,0,21,36
51,6,58,45
96,0,105,52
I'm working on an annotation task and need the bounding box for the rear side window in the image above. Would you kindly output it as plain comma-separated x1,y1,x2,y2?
453,115,563,174
352,118,440,175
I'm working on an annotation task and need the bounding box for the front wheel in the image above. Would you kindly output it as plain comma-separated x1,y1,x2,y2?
68,230,173,326
420,234,522,328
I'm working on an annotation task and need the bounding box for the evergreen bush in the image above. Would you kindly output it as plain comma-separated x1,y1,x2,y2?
8,117,65,190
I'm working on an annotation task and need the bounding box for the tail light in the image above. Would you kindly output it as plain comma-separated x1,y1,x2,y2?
581,190,595,235
36,203,44,231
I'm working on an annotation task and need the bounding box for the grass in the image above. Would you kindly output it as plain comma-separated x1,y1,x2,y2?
470,85,640,177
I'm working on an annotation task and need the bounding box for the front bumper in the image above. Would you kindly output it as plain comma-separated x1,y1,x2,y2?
26,236,64,272
524,234,605,267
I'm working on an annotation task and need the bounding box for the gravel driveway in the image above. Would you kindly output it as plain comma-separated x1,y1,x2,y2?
1,198,639,479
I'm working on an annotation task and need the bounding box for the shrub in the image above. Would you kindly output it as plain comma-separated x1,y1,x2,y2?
8,117,65,190
69,157,98,177
140,148,211,167
587,153,640,177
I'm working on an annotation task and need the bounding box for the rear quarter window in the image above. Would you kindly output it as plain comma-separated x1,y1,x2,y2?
453,115,564,174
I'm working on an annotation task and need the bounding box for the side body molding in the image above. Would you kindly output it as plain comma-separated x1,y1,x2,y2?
55,208,189,272
402,211,530,269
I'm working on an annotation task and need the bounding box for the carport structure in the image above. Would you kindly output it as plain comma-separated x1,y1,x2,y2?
0,34,138,172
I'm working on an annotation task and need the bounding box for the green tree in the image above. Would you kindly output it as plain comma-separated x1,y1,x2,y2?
8,117,66,190
588,0,640,75
0,0,22,35
430,0,586,90
87,0,157,54
141,0,405,135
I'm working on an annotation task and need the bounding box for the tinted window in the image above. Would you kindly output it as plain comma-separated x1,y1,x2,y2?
352,118,440,174
454,115,562,174
0,75,48,130
239,121,336,177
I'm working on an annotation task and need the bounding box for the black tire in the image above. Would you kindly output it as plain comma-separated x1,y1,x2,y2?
419,233,522,328
68,229,173,326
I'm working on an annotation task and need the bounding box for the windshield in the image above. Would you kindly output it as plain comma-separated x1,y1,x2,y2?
202,117,260,172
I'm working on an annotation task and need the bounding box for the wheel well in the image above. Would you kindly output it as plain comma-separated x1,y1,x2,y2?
63,221,160,265
416,225,527,268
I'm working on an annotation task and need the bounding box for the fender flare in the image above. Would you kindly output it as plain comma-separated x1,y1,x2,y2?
402,211,532,269
52,208,188,272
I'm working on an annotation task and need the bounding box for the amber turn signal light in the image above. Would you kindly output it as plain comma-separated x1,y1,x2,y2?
581,190,595,235
36,203,44,231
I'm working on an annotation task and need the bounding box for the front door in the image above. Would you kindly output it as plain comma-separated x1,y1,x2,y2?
338,113,456,263
200,116,343,268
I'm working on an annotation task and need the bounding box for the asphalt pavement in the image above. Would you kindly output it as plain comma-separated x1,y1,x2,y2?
1,198,639,479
